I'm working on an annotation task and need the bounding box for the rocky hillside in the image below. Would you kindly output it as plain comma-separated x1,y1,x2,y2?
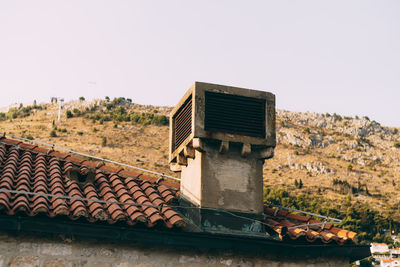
266,110,400,220
1,98,400,224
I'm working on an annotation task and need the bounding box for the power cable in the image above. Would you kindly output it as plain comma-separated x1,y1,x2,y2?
0,134,341,230
0,189,340,230
0,132,180,182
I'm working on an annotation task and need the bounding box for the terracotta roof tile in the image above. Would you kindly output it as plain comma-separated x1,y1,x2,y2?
0,138,185,229
264,207,357,245
0,137,357,244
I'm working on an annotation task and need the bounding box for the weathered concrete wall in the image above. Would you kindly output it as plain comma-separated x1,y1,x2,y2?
202,142,264,214
0,231,349,267
180,141,264,214
180,150,202,206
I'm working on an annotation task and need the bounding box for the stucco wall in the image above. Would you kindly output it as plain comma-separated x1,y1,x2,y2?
0,231,349,267
180,141,265,214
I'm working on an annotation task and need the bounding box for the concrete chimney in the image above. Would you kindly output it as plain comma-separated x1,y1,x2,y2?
169,82,276,222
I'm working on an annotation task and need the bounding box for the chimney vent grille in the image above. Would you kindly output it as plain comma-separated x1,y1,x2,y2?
173,95,192,152
205,91,266,138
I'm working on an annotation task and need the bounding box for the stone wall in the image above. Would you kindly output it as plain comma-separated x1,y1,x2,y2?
0,231,349,267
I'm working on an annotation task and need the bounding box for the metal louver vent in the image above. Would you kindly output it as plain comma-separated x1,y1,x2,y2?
205,91,266,138
173,95,192,151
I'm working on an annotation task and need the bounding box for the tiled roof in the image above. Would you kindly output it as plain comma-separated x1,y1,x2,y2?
0,137,185,228
264,207,357,245
371,242,389,246
0,136,358,245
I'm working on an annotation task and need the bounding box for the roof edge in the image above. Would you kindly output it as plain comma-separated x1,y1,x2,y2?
0,214,371,262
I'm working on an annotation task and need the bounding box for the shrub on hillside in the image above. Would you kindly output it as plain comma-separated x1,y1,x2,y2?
101,136,107,147
73,108,81,115
347,164,353,171
333,113,343,121
294,179,303,189
66,110,73,118
0,104,44,120
58,96,167,126
150,114,168,125
50,130,57,137
0,113,6,121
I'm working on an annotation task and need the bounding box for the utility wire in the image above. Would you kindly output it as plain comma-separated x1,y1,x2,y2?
0,188,340,230
267,204,342,224
0,134,341,230
0,188,272,228
0,132,180,181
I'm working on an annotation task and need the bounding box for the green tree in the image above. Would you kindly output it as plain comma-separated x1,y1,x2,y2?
102,136,107,147
50,130,57,137
347,164,353,171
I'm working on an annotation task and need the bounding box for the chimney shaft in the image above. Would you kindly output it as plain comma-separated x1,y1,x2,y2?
170,82,275,215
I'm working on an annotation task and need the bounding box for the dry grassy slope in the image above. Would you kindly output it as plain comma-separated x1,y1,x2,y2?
1,100,400,218
1,100,173,176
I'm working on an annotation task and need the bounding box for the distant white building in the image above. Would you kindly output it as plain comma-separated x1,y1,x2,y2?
391,248,400,258
381,258,400,267
371,243,390,254
370,244,400,266
393,236,400,244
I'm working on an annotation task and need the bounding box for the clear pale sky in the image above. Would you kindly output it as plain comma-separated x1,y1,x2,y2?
0,1,399,126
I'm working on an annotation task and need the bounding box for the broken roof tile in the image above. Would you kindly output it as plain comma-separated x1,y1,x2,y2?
264,207,357,245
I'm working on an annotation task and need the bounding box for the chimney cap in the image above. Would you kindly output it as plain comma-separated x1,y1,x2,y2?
169,81,276,164
170,81,275,116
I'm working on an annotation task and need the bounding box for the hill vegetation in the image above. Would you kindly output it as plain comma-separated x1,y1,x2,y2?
1,97,399,245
